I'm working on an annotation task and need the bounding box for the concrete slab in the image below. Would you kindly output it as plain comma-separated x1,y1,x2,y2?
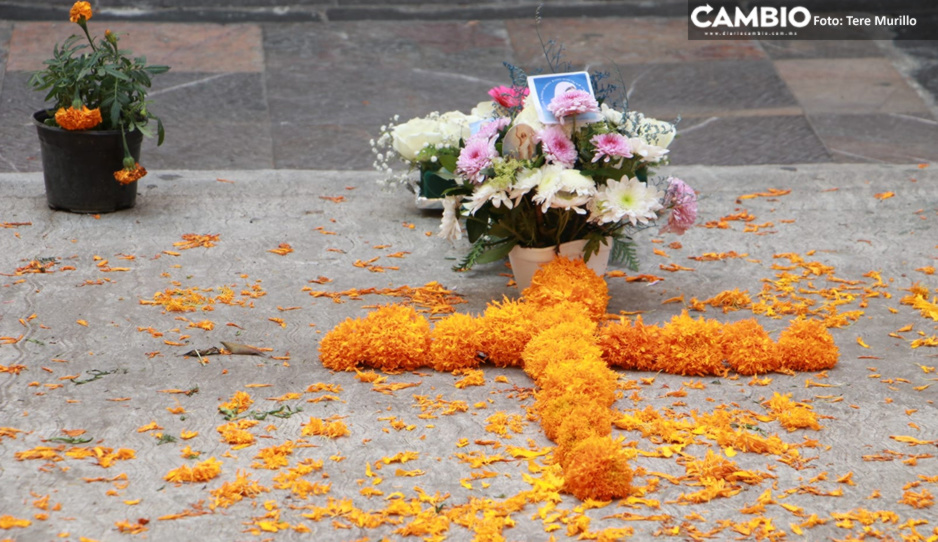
1,164,936,541
775,57,933,116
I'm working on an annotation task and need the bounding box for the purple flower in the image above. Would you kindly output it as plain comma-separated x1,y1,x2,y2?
456,138,496,183
659,177,697,235
537,126,578,168
546,89,599,123
590,132,632,163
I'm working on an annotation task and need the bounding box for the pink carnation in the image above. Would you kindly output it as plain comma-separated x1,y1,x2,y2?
547,89,599,123
537,126,577,168
590,133,632,163
488,85,529,109
456,138,496,183
470,117,511,143
659,177,697,235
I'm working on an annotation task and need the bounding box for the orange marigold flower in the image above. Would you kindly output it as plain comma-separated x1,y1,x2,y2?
165,457,222,484
210,470,269,509
534,354,618,409
522,256,610,321
319,316,368,371
599,315,661,371
777,318,839,372
551,406,615,466
301,416,350,439
69,1,92,23
536,392,613,443
560,435,633,501
219,390,253,415
764,392,822,432
477,297,536,367
319,304,431,372
429,312,482,372
721,318,780,375
526,300,597,337
656,311,726,376
113,163,147,185
522,320,601,381
899,488,935,509
54,105,102,131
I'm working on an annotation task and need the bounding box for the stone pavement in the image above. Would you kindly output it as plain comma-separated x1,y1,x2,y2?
0,1,936,171
1,164,937,540
1,2,938,541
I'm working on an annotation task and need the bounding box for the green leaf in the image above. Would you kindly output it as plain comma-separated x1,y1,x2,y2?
465,209,489,244
438,154,458,173
610,237,640,272
474,240,516,265
156,117,165,146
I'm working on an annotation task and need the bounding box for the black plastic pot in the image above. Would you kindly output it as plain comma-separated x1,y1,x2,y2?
33,110,142,213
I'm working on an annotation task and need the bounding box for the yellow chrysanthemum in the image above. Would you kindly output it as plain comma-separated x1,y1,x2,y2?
599,315,661,371
720,318,780,375
477,297,536,367
429,312,482,372
113,163,148,184
656,311,726,376
560,435,633,501
69,1,92,23
54,105,102,131
522,256,610,321
522,320,600,381
777,318,839,372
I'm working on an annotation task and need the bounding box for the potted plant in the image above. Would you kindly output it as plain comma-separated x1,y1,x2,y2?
29,1,169,213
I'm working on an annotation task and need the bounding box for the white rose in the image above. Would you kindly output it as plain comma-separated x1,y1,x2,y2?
391,117,445,162
639,117,676,149
438,111,474,143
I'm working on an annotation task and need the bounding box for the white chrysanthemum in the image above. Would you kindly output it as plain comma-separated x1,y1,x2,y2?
531,165,596,215
438,196,463,242
600,103,624,126
628,137,669,163
467,180,513,215
589,177,663,225
508,167,540,203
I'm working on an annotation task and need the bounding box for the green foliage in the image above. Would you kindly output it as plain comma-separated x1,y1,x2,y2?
610,236,640,272
28,19,169,148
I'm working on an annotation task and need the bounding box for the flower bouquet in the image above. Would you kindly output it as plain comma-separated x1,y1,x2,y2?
374,53,696,284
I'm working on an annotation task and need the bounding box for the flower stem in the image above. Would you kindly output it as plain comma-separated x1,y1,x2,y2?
78,21,97,52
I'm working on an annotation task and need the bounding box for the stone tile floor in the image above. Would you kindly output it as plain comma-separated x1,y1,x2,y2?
1,15,936,172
